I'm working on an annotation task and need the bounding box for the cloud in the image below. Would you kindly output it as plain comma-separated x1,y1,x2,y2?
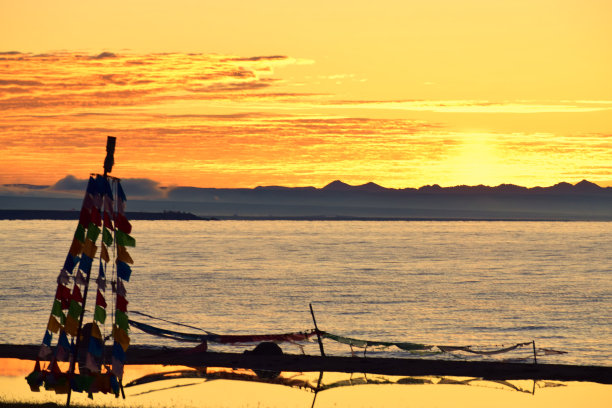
0,52,314,112
223,55,288,62
48,175,165,198
50,175,88,192
120,178,166,198
89,52,118,60
325,99,612,113
0,79,44,86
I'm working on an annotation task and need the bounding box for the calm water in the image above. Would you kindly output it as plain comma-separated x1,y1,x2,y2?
0,220,610,366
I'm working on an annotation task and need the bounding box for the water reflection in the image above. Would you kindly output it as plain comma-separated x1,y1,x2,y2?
1,359,610,407
125,366,564,397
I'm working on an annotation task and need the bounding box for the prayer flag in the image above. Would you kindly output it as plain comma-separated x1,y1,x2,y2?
102,227,113,246
79,254,93,274
62,254,77,274
100,244,110,263
64,315,79,337
116,280,127,297
112,341,126,362
90,322,103,340
115,213,132,234
117,183,127,202
68,300,83,319
59,330,71,348
79,207,91,227
115,230,135,247
51,300,65,323
101,177,113,198
83,239,97,259
75,270,87,286
71,284,83,303
42,331,52,346
38,344,52,360
113,326,130,352
103,212,114,230
96,290,107,308
57,269,70,285
74,224,86,243
69,238,83,257
83,193,95,210
85,353,100,373
104,197,114,213
94,305,106,324
88,337,103,358
86,177,97,195
47,315,61,334
115,310,129,332
90,207,102,227
55,285,70,301
111,357,124,380
116,294,128,312
116,260,132,281
116,245,133,264
117,198,126,214
86,223,101,243
56,331,71,361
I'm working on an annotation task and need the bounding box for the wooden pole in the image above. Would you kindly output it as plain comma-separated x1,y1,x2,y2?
532,340,537,364
309,303,326,357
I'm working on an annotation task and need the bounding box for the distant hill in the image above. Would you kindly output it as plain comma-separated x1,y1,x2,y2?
1,180,611,220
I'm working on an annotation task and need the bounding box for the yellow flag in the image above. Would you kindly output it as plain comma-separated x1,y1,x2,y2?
116,245,133,264
64,315,79,337
113,325,130,352
100,244,110,263
68,238,83,257
90,322,103,340
47,315,61,334
83,239,97,259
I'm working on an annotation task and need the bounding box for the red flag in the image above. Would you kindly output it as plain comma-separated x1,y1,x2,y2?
115,213,132,234
71,284,83,303
96,290,107,308
55,284,71,301
79,207,91,227
91,207,102,227
103,211,114,229
116,294,128,312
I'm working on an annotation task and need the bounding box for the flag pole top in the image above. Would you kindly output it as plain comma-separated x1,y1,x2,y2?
103,136,116,176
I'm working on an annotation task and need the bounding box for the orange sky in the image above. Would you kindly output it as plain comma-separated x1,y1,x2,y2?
1,0,611,189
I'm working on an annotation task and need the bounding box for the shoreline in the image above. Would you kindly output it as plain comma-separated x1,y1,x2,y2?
0,209,610,222
2,344,611,384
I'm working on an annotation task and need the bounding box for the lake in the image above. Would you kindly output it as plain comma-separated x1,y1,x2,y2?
0,220,610,366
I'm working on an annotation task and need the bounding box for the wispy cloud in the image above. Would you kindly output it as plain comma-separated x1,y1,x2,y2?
0,52,312,112
324,99,612,113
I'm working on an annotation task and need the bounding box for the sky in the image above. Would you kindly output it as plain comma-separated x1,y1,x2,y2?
1,0,611,190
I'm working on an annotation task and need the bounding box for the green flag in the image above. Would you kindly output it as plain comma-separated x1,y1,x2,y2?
115,230,136,247
115,310,129,332
74,224,86,243
86,223,101,243
68,299,83,319
102,227,113,246
94,305,107,324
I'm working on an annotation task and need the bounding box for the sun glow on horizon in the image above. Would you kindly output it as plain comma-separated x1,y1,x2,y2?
0,1,611,189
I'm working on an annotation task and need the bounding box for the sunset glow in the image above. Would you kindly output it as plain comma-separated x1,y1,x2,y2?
1,1,611,189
